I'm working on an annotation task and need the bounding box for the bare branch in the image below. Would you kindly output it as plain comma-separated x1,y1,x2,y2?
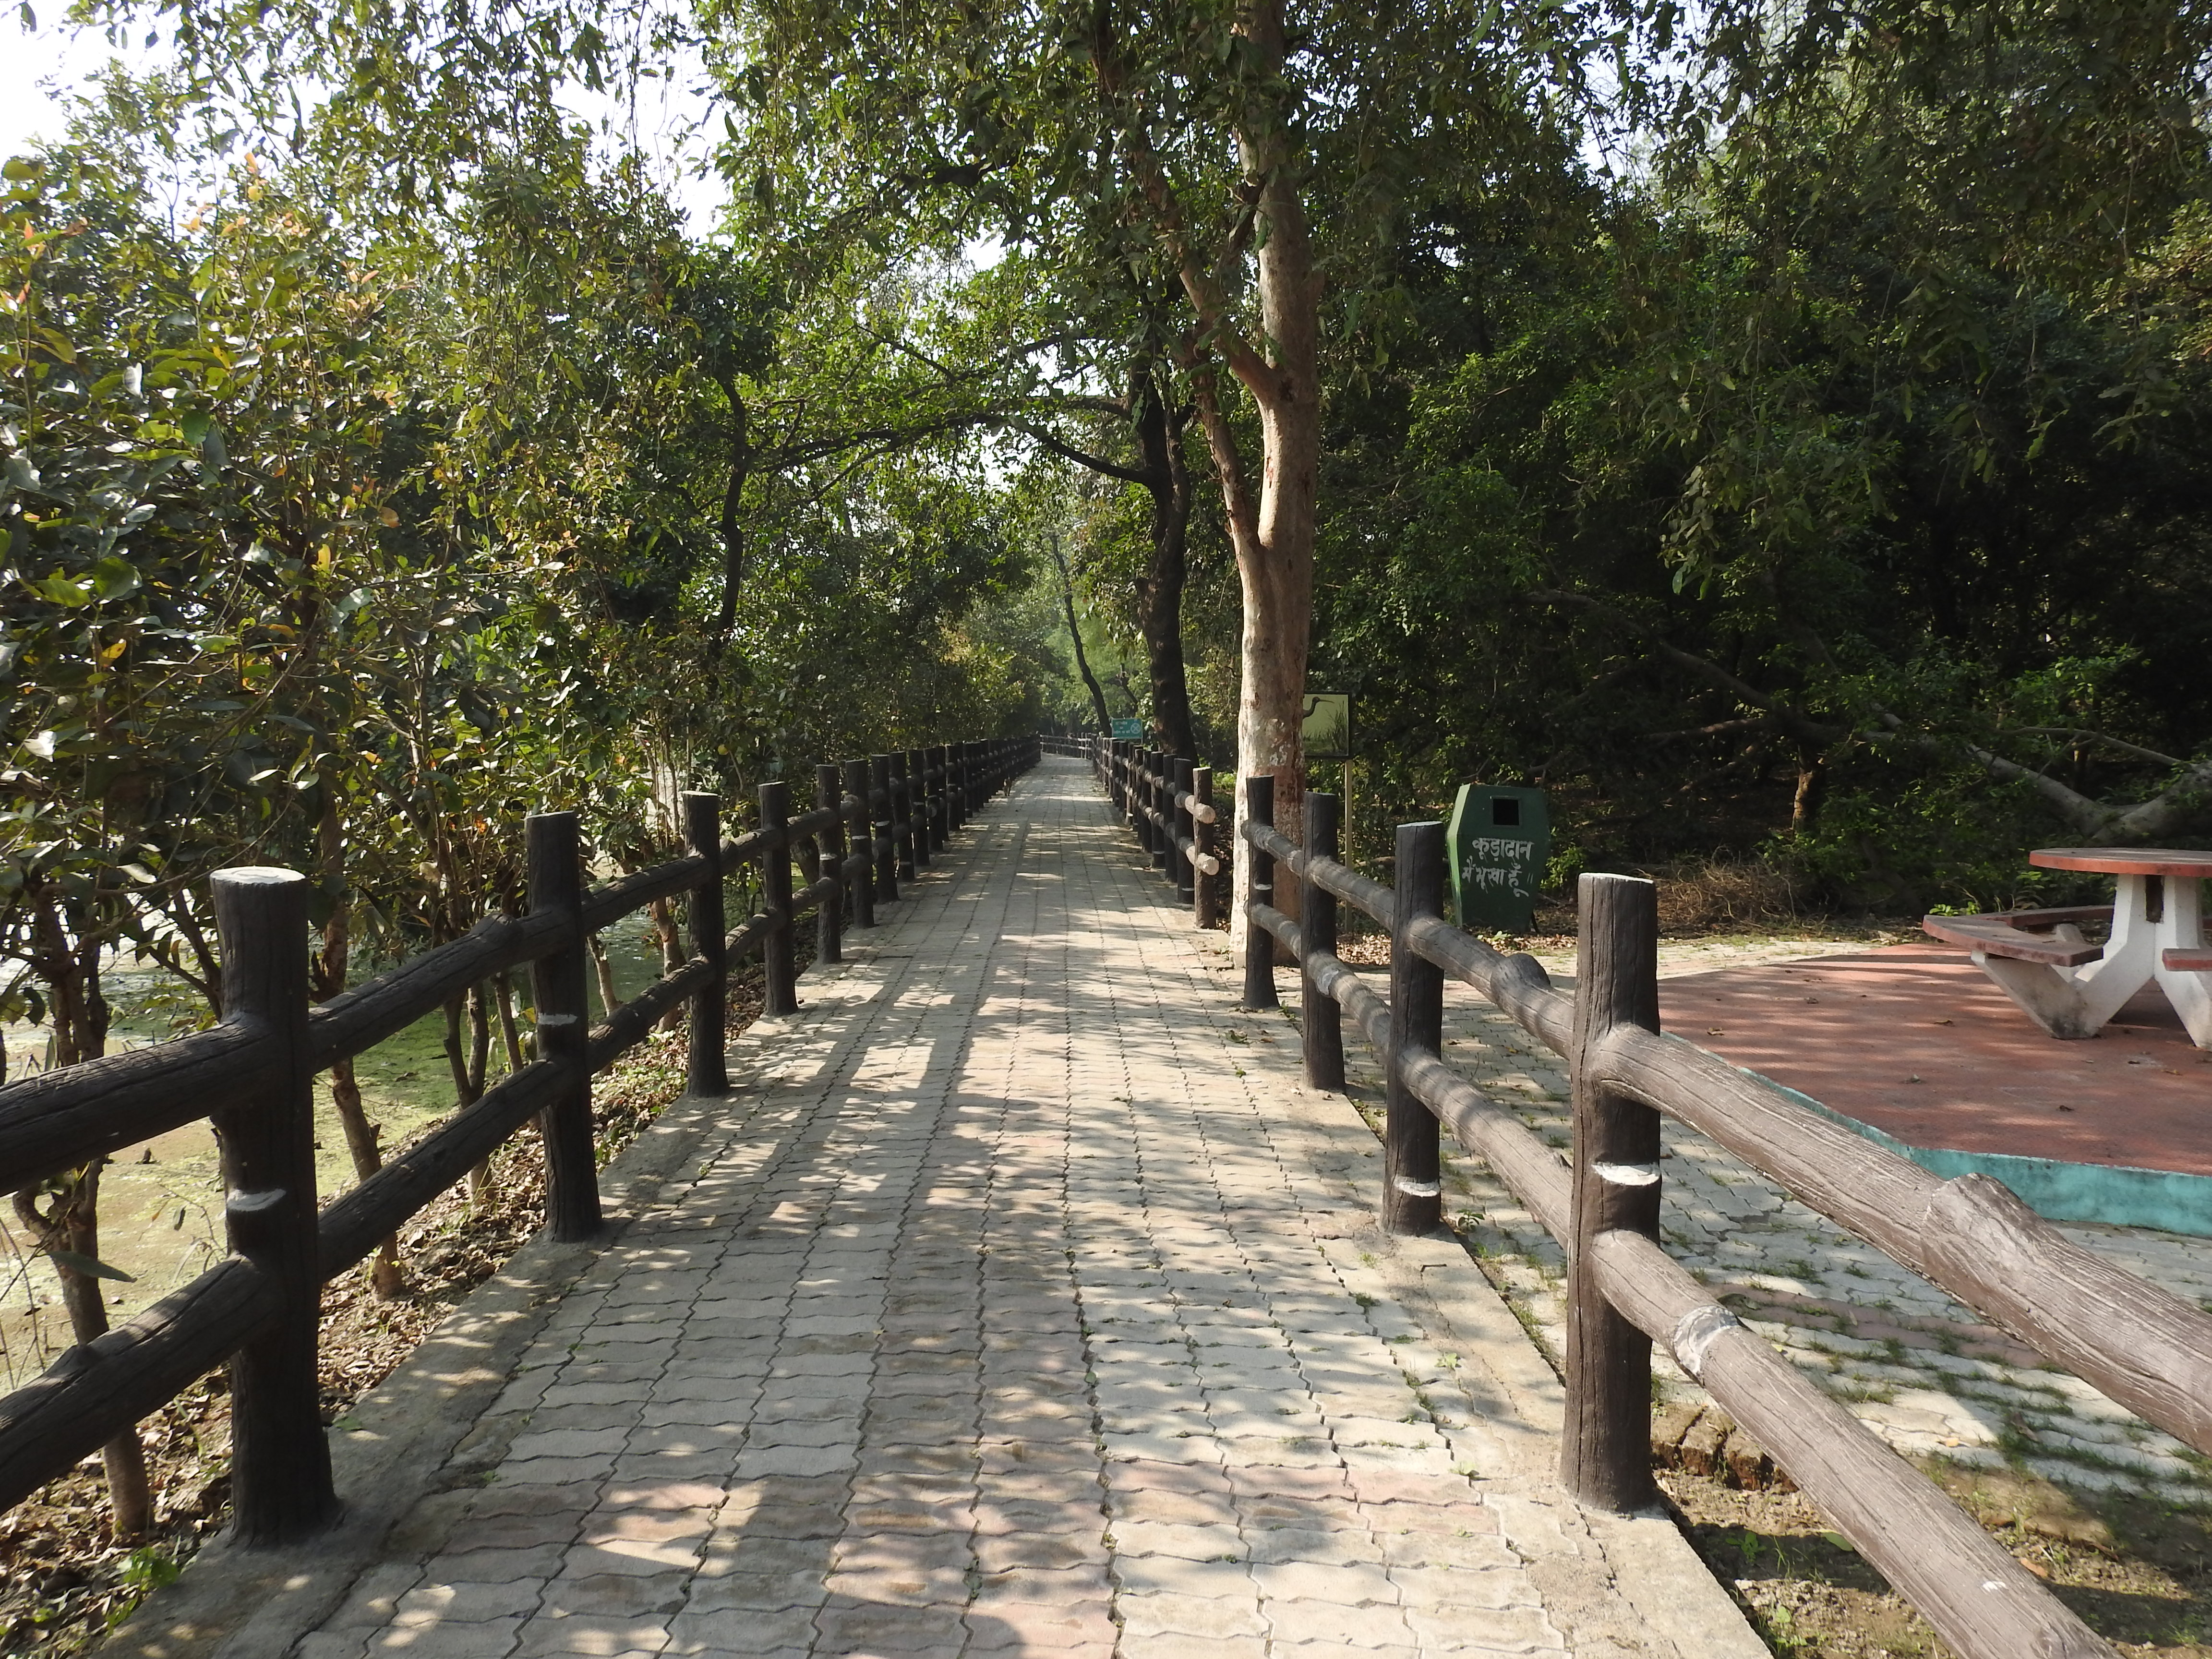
1004,420,1156,488
1186,353,1258,548
1527,589,1846,747
2008,727,2187,768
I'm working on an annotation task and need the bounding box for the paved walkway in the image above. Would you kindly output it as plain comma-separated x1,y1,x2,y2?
282,759,1751,1659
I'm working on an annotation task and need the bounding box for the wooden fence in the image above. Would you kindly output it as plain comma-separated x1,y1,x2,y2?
0,738,1038,1544
1066,734,2210,1659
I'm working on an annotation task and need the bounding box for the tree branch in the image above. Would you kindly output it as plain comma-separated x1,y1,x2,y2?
1004,419,1156,488
2008,727,2187,768
1185,351,1259,549
1527,589,1847,747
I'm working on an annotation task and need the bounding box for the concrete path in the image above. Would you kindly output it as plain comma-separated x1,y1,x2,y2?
274,759,1757,1659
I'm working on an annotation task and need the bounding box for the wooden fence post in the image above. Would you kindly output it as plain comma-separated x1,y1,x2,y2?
907,748,932,867
683,792,727,1097
210,867,337,1545
816,764,844,965
1563,872,1663,1512
1302,793,1346,1092
843,758,876,929
870,754,898,903
893,752,919,879
1129,746,1148,856
1193,767,1219,928
760,780,798,1016
914,746,933,857
1384,820,1446,1234
1159,752,1177,871
1174,758,1196,904
929,744,948,850
528,812,601,1242
949,742,967,832
1241,774,1278,1010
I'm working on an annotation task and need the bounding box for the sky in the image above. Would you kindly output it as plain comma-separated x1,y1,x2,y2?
0,15,731,233
0,16,133,161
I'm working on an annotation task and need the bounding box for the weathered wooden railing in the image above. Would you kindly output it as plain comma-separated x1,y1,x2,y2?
1054,735,1227,926
1067,733,2206,1659
0,737,1038,1544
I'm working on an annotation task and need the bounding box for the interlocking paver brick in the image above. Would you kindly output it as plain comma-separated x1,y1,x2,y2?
293,761,1736,1657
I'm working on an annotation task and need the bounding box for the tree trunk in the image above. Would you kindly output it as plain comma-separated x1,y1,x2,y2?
1052,537,1114,733
330,1057,402,1296
312,783,401,1297
1791,750,1827,836
1184,181,1319,952
588,933,622,1018
494,970,528,1070
649,898,685,1031
1131,376,1197,757
13,1165,153,1539
711,380,753,643
16,893,149,1536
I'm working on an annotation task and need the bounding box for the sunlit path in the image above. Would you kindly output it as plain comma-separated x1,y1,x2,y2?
264,759,1754,1659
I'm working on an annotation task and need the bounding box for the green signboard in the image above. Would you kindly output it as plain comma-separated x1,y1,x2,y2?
1111,718,1144,741
1447,784,1551,933
1302,693,1352,759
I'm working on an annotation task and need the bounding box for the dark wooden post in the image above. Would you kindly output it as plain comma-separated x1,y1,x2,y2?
1159,761,1177,876
1241,774,1279,1010
1193,767,1220,928
1383,820,1446,1235
1133,747,1149,852
1302,793,1346,1092
528,812,600,1242
904,748,931,867
815,764,844,965
949,742,967,832
1173,758,1196,903
914,745,934,856
870,754,898,903
760,780,798,1016
892,751,918,879
683,792,727,1096
211,867,337,1545
1562,872,1663,1513
928,745,948,850
843,758,876,928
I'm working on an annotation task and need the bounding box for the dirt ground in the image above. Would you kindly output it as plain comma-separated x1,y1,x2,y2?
1664,1457,2212,1656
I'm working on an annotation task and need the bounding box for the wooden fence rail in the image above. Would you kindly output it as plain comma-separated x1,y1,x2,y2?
0,738,1038,1544
1062,733,2207,1659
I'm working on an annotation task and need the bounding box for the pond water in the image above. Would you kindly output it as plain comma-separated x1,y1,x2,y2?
0,917,677,1388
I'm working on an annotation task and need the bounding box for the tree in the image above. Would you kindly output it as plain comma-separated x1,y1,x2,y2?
1048,535,1113,736
718,0,1626,929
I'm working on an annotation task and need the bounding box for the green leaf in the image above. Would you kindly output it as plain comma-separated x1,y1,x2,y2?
90,556,143,600
46,1247,136,1283
30,575,96,607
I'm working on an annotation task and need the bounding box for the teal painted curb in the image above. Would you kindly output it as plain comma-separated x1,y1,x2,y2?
1741,1068,2212,1238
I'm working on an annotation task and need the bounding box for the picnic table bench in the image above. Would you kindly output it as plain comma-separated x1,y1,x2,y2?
1923,848,2212,1048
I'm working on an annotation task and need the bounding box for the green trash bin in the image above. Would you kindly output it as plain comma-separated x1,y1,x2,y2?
1447,784,1551,933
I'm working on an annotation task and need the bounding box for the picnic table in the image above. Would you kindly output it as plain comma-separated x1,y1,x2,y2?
1922,847,2212,1048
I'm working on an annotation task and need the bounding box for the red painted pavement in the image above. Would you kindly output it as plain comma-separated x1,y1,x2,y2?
1659,944,2212,1176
